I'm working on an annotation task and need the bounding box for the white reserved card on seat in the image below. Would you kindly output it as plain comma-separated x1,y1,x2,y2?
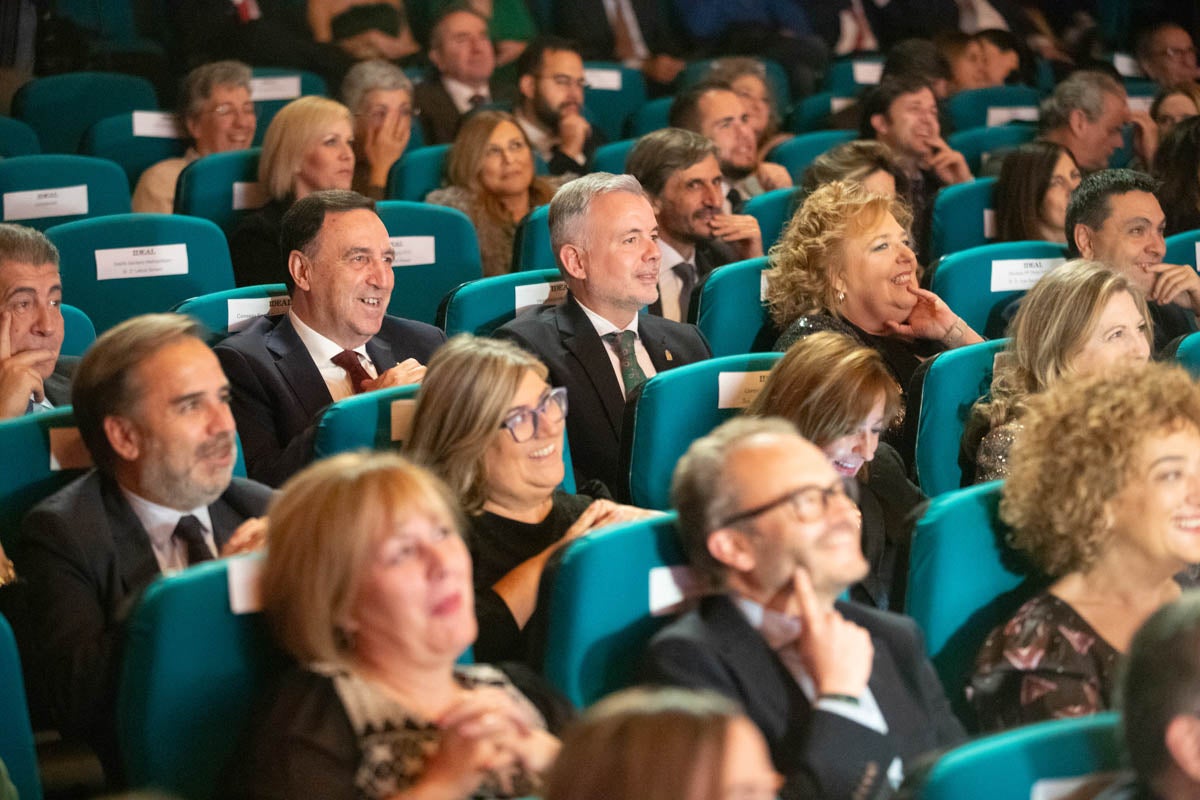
584,68,622,91
717,370,771,409
1030,772,1120,800
227,553,265,615
389,236,436,266
95,243,189,281
986,106,1039,126
391,398,417,442
132,111,183,138
990,257,1064,292
227,295,290,331
250,76,301,101
852,61,883,84
514,281,567,313
983,208,996,239
649,565,702,616
4,185,88,221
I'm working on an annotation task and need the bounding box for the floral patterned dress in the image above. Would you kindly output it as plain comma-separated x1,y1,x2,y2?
967,593,1119,732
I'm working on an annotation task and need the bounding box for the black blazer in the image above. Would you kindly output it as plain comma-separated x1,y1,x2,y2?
641,593,965,800
555,0,689,62
44,356,78,407
414,73,517,145
494,295,711,498
19,471,272,775
214,313,446,487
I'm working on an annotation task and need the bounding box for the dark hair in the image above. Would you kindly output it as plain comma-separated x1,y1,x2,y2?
974,28,1033,85
72,314,206,476
1121,592,1200,782
669,79,733,133
1135,21,1188,62
627,128,719,196
515,35,581,79
1065,169,1161,257
859,74,936,140
994,140,1075,242
881,38,951,84
280,190,377,293
1152,115,1200,235
0,223,59,269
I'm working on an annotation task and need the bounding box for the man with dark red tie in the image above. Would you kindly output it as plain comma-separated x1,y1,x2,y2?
20,313,274,783
215,189,445,487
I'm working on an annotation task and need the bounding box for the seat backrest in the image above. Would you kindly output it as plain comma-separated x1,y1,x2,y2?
929,177,997,261
946,85,1042,132
0,154,132,231
0,407,91,552
47,213,236,334
692,256,771,357
171,284,291,343
907,482,1047,724
628,96,673,138
80,112,188,188
915,712,1121,800
248,68,329,146
767,129,856,182
582,62,647,142
61,303,97,357
743,188,796,252
174,148,264,233
914,338,1008,497
374,200,484,324
1166,228,1200,269
823,55,884,95
513,204,554,272
1173,331,1200,379
12,71,158,154
542,513,689,707
387,143,451,201
624,353,782,509
0,116,41,158
946,124,1037,174
437,268,565,336
787,91,856,133
0,613,41,800
118,557,291,800
592,138,637,174
929,240,1067,336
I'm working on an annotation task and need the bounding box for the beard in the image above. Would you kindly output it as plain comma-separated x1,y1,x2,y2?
720,158,755,181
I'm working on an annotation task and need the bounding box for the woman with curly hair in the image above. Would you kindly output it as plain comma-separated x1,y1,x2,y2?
426,110,559,276
961,260,1152,484
764,180,982,427
968,362,1200,732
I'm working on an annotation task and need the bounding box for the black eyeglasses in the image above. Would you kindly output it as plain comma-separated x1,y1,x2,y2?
499,386,568,443
720,482,849,528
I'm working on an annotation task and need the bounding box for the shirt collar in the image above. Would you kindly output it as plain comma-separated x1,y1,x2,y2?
120,486,214,554
575,297,640,337
289,310,369,366
733,595,804,651
656,238,690,276
442,76,490,114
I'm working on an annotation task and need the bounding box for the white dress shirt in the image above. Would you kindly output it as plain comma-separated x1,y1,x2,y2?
655,238,697,323
289,311,377,402
576,299,657,398
442,76,491,115
602,0,651,63
121,488,217,574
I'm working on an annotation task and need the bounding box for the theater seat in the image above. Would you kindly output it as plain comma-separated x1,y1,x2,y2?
436,269,565,337
171,284,291,343
690,256,771,357
0,408,89,554
1166,228,1200,269
743,187,796,251
0,613,41,800
512,204,554,272
61,304,97,358
928,177,997,261
174,148,263,234
766,129,855,181
12,71,157,154
0,155,131,231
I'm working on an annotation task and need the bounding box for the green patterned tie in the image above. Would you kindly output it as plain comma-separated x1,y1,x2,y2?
604,330,647,396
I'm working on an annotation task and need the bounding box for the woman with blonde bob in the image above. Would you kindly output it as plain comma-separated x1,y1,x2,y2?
426,110,558,276
233,451,560,800
969,363,1200,731
962,260,1152,484
405,335,651,663
542,687,780,800
747,331,918,609
229,96,356,286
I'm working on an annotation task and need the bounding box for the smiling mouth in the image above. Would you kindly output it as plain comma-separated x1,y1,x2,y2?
891,272,911,285
359,297,383,308
831,458,863,476
530,442,556,458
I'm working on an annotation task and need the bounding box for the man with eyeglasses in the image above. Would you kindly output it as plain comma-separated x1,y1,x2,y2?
216,190,445,487
643,416,964,800
514,37,607,177
133,60,257,214
1136,22,1200,89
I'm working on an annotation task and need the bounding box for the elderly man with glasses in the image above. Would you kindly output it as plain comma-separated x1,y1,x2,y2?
1137,22,1200,89
642,416,964,800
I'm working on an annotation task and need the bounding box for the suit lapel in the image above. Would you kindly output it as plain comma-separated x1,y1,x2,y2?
365,335,398,375
99,477,161,595
560,298,626,435
266,316,334,422
640,314,676,374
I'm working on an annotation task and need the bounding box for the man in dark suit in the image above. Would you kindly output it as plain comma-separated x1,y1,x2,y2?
414,6,514,144
20,314,274,783
494,173,711,498
642,417,965,800
514,36,606,177
554,0,688,96
0,223,76,419
216,190,445,487
627,128,763,322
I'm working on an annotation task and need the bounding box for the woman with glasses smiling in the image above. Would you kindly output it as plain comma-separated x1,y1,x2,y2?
406,335,655,663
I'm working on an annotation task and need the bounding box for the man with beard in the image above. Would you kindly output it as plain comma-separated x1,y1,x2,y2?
19,314,273,782
627,127,763,321
670,80,793,213
514,36,606,177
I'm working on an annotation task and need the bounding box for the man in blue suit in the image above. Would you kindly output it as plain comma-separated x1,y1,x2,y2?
216,190,445,486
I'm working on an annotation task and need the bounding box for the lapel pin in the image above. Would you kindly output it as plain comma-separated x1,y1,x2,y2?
665,349,674,362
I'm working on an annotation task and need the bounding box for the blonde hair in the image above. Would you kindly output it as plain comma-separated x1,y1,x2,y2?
260,451,464,665
543,687,741,800
980,260,1151,427
445,110,555,223
1002,363,1200,576
405,335,550,515
258,96,353,202
747,331,901,448
764,180,914,329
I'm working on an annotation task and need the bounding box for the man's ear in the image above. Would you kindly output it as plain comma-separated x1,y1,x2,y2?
518,74,536,103
1074,223,1096,259
559,243,587,281
288,250,311,293
103,415,140,463
1166,715,1200,783
869,112,888,140
1068,107,1089,138
707,528,757,574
